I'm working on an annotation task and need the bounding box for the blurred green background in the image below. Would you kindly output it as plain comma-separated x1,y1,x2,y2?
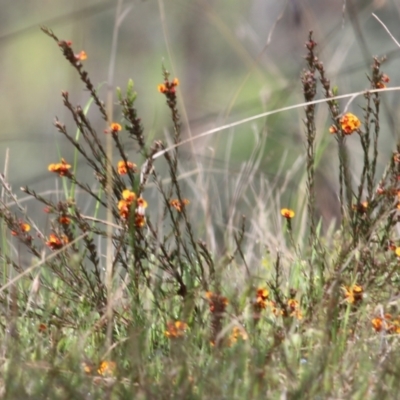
1,0,400,231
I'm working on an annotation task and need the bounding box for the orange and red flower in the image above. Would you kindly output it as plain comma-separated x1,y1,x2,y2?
46,233,69,250
340,113,361,135
170,199,189,212
109,122,122,133
343,284,363,304
281,208,295,219
117,160,136,175
48,158,72,177
158,77,179,95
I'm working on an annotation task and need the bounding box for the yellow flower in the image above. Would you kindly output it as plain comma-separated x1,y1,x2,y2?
48,158,71,176
158,83,167,93
280,208,295,219
110,122,122,133
46,233,68,250
340,113,361,135
97,360,116,376
117,160,136,175
122,189,136,203
11,221,30,236
343,284,363,304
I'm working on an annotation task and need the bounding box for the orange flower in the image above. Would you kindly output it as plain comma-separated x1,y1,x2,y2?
59,216,71,225
254,288,269,310
48,158,71,177
157,83,167,93
118,200,130,219
170,199,190,212
134,213,146,228
117,160,136,175
118,189,141,220
46,233,68,250
158,77,179,95
136,197,148,209
110,122,122,133
372,314,394,333
164,321,188,338
343,284,363,304
11,221,30,236
257,288,269,300
287,299,303,320
122,189,136,204
97,360,116,376
38,323,47,333
280,208,295,219
340,113,361,135
75,50,87,61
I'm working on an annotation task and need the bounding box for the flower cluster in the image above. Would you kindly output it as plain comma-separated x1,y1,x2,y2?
97,360,116,376
46,233,69,250
170,198,190,212
164,321,188,338
117,160,137,175
329,113,361,135
252,288,303,320
48,158,72,177
254,288,269,310
343,284,363,305
117,189,147,227
82,360,116,376
287,299,303,320
372,314,400,334
158,77,179,97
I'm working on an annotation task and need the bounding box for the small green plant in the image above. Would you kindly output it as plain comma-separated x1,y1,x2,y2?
1,26,400,400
